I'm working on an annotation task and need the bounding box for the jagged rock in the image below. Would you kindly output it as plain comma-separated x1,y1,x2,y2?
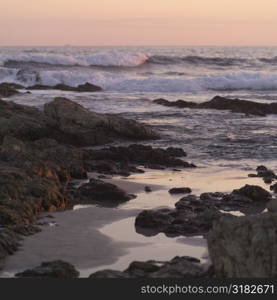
28,82,102,92
89,256,210,278
15,260,79,278
0,99,50,142
208,213,277,277
0,97,157,146
86,144,195,169
77,178,135,206
44,97,158,146
135,207,221,237
153,96,277,116
231,185,271,202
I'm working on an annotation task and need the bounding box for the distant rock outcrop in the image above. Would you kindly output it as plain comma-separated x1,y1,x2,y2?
154,96,277,116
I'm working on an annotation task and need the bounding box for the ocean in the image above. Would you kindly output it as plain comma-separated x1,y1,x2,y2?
1,46,277,277
1,46,277,165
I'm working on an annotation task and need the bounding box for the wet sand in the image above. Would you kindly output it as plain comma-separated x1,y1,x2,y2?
0,164,270,277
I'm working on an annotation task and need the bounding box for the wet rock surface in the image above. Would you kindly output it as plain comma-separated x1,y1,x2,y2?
28,82,102,92
90,256,211,278
0,97,157,146
0,97,161,268
77,178,136,206
15,260,80,278
153,96,277,116
0,83,22,98
248,165,277,184
208,212,277,277
86,144,196,174
169,187,192,194
135,185,272,237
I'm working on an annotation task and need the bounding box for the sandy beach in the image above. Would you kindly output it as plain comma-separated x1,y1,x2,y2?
1,164,272,277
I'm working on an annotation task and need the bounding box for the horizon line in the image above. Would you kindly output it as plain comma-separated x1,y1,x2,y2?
1,44,277,47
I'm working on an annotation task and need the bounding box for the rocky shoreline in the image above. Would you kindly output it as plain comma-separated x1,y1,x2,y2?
0,95,196,272
0,91,277,278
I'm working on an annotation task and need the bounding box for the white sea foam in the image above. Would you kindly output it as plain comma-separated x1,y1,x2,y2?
1,68,277,93
38,71,277,92
0,51,149,67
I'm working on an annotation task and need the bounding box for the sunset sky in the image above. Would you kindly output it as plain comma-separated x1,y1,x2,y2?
1,0,277,46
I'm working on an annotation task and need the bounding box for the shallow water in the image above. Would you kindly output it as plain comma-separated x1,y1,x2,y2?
1,46,276,277
0,165,272,277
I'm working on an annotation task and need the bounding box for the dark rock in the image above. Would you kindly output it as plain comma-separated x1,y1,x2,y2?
28,82,102,92
135,209,175,232
44,98,158,146
135,184,273,238
144,186,152,192
249,166,276,184
86,144,196,170
0,97,157,147
15,260,79,278
89,256,210,278
248,173,258,178
263,177,273,184
0,99,50,142
89,270,130,278
165,147,187,157
125,261,160,277
154,96,277,116
208,212,277,277
169,187,192,194
0,83,21,97
75,82,102,92
77,178,135,206
267,199,277,213
256,165,268,172
26,84,53,90
256,166,276,180
270,183,277,193
232,184,271,202
135,206,221,237
0,229,19,263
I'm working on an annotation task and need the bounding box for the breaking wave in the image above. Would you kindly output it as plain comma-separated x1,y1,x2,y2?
147,55,251,66
1,68,277,93
0,52,149,68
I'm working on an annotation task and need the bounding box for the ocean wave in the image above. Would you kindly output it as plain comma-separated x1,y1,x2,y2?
1,69,277,93
0,51,149,68
259,56,277,64
146,55,251,66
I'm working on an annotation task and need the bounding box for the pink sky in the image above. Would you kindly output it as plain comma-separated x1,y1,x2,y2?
1,0,277,46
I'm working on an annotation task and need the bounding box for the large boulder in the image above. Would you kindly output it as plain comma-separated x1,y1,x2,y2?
0,97,158,146
44,97,158,146
0,99,50,142
207,213,277,277
77,178,135,206
231,185,271,202
15,260,79,278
